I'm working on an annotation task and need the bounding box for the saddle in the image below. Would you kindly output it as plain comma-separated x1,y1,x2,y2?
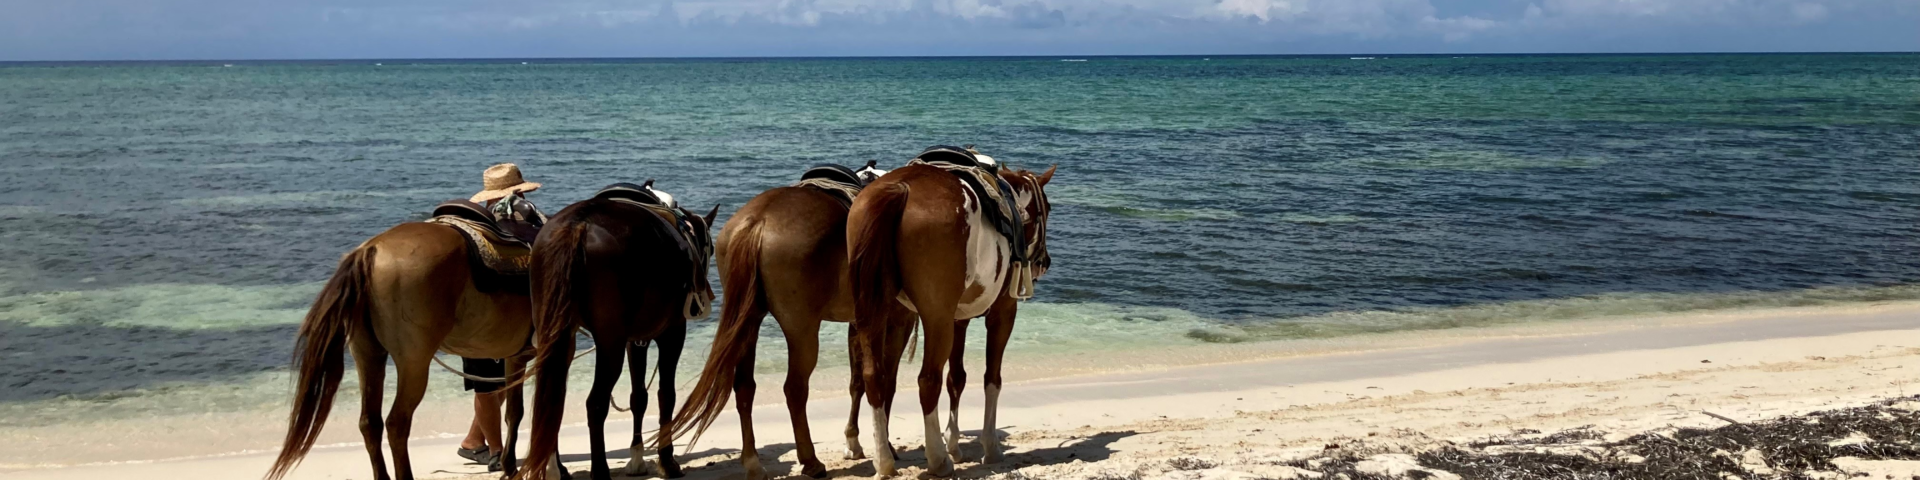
910,145,1026,262
593,182,670,207
593,180,706,256
792,162,871,206
427,199,534,277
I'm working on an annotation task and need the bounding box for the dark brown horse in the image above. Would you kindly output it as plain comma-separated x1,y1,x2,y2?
847,160,1054,477
661,166,918,480
514,186,718,480
264,222,539,480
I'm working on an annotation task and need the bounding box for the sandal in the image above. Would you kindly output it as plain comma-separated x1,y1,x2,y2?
457,446,494,465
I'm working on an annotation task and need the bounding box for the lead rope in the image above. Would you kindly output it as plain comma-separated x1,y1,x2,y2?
430,329,598,389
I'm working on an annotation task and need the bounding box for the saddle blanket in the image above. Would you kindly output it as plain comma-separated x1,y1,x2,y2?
427,215,532,276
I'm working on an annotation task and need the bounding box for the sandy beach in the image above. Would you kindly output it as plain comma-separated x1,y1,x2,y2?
8,302,1918,480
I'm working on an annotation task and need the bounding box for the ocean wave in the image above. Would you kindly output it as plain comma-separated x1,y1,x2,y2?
1206,284,1920,343
1278,214,1367,224
1049,184,1242,222
1367,150,1614,171
170,189,460,208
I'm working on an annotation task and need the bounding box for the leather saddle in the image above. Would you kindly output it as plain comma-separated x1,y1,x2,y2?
792,162,873,206
593,182,670,206
800,163,867,187
913,145,1026,262
427,199,536,278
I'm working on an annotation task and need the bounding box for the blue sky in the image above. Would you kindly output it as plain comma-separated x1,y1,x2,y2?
2,0,1915,60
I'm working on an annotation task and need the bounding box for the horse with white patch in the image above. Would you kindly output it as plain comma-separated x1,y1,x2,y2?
846,148,1054,477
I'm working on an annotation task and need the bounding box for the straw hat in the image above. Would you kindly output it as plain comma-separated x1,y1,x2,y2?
470,163,542,203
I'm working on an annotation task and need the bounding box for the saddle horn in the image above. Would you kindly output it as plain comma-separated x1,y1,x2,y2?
864,160,877,169
642,179,655,189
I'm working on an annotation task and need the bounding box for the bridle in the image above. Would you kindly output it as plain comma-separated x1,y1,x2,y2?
677,207,716,321
1009,171,1050,300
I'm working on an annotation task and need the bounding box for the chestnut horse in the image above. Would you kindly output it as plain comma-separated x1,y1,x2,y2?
265,222,539,480
514,188,718,480
661,165,918,480
848,160,1054,477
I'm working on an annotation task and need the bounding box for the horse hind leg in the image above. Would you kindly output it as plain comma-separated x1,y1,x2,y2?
385,353,432,480
654,320,688,478
865,313,915,477
504,354,530,476
775,313,827,478
585,335,626,480
912,309,959,478
843,323,866,460
351,334,392,480
944,319,971,463
622,341,658,478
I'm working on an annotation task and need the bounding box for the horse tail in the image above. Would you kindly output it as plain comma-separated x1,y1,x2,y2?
265,246,375,480
659,216,764,450
847,182,909,398
515,220,590,480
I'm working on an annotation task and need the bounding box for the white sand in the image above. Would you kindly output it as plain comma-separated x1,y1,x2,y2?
8,302,1918,480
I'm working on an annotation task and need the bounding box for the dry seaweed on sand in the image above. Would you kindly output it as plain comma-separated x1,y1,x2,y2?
1264,396,1920,480
1409,395,1920,479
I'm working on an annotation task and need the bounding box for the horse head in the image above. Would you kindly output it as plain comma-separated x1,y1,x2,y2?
1001,165,1056,279
677,203,722,320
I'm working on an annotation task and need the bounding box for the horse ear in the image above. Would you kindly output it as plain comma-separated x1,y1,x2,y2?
1038,165,1057,186
705,205,720,227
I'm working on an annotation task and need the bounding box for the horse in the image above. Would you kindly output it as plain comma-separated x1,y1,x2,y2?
264,221,540,480
660,164,917,480
513,184,719,480
847,158,1055,477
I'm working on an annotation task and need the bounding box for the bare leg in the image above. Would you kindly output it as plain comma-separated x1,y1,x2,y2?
843,323,866,460
655,321,687,478
778,318,827,477
387,355,432,480
944,319,971,462
350,335,392,480
476,392,505,455
980,296,1018,463
623,341,656,477
584,338,625,480
463,416,486,451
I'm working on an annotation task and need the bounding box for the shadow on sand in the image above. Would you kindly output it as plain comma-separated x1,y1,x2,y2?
618,429,1136,480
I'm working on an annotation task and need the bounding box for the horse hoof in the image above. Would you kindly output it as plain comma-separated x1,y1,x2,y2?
622,459,654,477
917,462,955,479
874,456,898,477
800,459,829,478
983,450,1003,464
660,459,685,479
843,445,867,461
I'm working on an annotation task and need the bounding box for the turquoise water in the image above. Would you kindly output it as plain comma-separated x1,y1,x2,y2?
2,54,1918,431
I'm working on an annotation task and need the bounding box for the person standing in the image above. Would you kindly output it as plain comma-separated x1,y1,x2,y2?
455,163,545,471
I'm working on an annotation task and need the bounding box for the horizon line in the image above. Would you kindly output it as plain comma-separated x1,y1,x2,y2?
4,50,1917,65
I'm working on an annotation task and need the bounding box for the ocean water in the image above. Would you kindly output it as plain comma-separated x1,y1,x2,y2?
2,54,1919,445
